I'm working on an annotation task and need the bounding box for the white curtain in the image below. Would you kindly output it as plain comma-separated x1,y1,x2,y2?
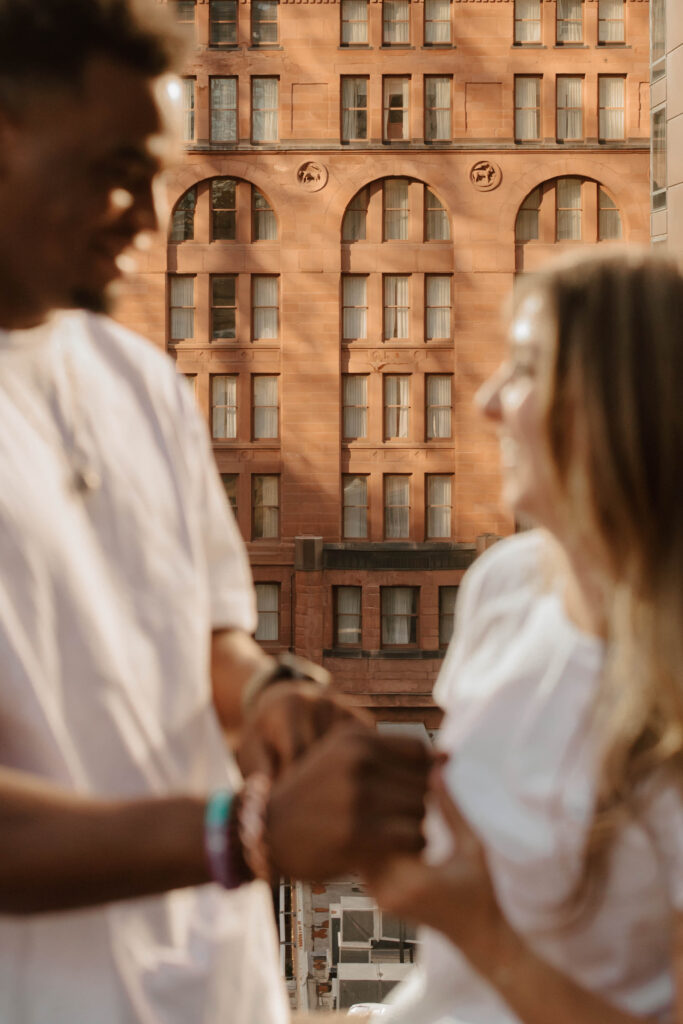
516,188,541,242
170,276,194,340
253,276,278,338
427,475,452,538
253,189,277,240
182,78,195,142
252,78,278,141
425,77,451,141
599,189,622,240
255,584,279,642
383,79,409,141
425,188,450,241
342,77,368,140
341,0,368,44
384,376,410,439
384,276,410,339
383,0,410,43
343,190,368,241
343,375,367,438
515,77,540,140
557,77,582,140
426,276,451,339
599,76,624,139
425,0,451,44
211,77,237,141
343,276,367,339
385,476,410,538
599,0,625,42
253,476,279,537
253,376,278,438
556,178,582,241
427,375,451,438
557,0,583,42
212,375,237,438
336,586,362,645
384,179,410,239
343,475,367,538
514,0,541,43
439,586,458,645
382,587,415,644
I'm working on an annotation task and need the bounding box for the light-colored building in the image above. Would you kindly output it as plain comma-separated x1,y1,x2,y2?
650,0,683,255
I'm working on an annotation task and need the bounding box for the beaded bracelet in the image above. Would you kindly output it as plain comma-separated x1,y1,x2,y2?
204,789,238,889
237,772,273,883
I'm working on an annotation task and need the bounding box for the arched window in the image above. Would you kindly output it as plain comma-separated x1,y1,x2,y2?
515,177,622,246
168,179,277,244
341,179,451,244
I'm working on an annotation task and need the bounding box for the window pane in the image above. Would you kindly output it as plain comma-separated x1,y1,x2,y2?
425,77,451,141
211,78,237,142
170,276,194,340
253,276,279,338
384,475,410,538
342,77,368,141
384,178,410,240
253,189,277,241
515,0,541,43
343,276,367,339
425,0,451,44
255,584,279,641
384,275,410,340
427,475,452,538
426,375,452,438
182,78,195,142
343,374,368,438
598,188,622,240
426,276,451,339
425,188,450,241
343,475,368,538
210,0,237,45
599,0,625,42
253,475,279,538
384,375,410,439
212,375,237,438
336,586,362,645
341,0,369,44
557,77,583,140
381,587,417,645
221,473,238,516
170,187,196,242
252,78,279,142
599,76,625,140
556,177,582,240
383,0,410,44
383,78,410,141
557,0,583,42
439,586,458,645
516,187,541,242
515,77,541,141
253,0,279,45
253,376,279,439
342,187,369,242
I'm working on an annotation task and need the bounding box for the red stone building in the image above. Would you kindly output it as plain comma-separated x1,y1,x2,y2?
115,0,650,735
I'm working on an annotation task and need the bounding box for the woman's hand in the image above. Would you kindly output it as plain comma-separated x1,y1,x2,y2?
365,769,514,964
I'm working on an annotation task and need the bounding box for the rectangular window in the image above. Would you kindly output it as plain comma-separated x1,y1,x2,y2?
211,178,237,239
425,0,451,45
598,188,622,240
212,375,237,439
556,178,582,240
426,276,451,340
599,76,625,140
342,187,369,242
342,77,369,141
212,275,237,339
252,0,278,45
182,78,195,142
253,375,279,439
169,276,194,341
252,77,279,142
343,474,368,538
170,187,196,243
384,275,410,340
174,1,196,39
425,187,450,240
514,0,541,43
335,586,362,646
211,78,238,142
384,475,410,538
426,374,452,439
253,475,279,538
255,583,279,641
341,0,369,44
557,0,583,43
343,374,368,439
384,178,410,239
383,77,410,141
652,106,667,211
381,586,418,645
557,77,583,140
221,473,238,517
210,0,237,46
253,188,277,240
515,76,541,141
425,77,452,141
383,0,410,44
426,474,452,538
252,276,279,339
384,375,410,440
439,586,458,646
342,276,368,340
599,0,625,43
651,0,666,81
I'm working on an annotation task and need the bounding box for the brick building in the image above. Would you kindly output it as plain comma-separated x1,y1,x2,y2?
111,0,651,1009
650,0,682,255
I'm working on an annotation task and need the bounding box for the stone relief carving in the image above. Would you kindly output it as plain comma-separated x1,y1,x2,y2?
296,161,329,192
470,160,502,192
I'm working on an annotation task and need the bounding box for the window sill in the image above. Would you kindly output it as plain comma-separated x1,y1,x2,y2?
324,648,445,660
380,44,415,50
247,45,283,51
511,43,546,49
338,44,372,50
421,44,456,50
553,43,589,48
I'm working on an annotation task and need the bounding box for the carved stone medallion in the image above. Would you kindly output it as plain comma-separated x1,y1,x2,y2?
470,160,502,192
296,161,329,192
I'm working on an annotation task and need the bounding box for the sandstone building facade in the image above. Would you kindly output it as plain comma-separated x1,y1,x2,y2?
115,0,650,734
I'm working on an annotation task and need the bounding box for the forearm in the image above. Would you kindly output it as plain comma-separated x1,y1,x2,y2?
0,768,209,914
211,628,274,733
465,927,653,1024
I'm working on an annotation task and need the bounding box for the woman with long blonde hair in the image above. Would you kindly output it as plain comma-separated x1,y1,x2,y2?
367,249,683,1024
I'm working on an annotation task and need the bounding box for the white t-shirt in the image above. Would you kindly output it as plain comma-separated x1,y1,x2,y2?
381,531,683,1024
0,312,289,1024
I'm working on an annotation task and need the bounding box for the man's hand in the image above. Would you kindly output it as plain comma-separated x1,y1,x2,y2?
266,723,432,881
236,681,367,778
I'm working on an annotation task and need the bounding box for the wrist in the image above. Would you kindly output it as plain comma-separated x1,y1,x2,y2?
204,789,254,889
241,653,331,714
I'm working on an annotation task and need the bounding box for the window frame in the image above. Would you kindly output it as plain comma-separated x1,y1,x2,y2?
211,373,238,440
251,0,279,47
426,374,453,440
252,274,280,341
334,586,363,648
556,75,584,142
181,77,196,143
341,76,369,142
382,0,411,46
211,177,238,241
251,76,279,143
210,0,238,47
383,474,411,539
425,275,452,341
220,473,239,519
556,0,584,45
342,473,369,539
598,0,625,45
383,76,411,142
383,374,411,441
210,76,238,144
424,75,452,142
598,75,626,142
425,473,453,539
252,374,280,441
438,586,458,648
211,273,238,341
168,274,196,343
252,474,280,539
342,374,369,440
424,0,452,47
514,0,542,45
383,274,411,341
514,75,542,143
255,583,281,642
380,586,419,648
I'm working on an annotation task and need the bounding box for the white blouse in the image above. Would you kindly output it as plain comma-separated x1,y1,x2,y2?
382,531,683,1024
